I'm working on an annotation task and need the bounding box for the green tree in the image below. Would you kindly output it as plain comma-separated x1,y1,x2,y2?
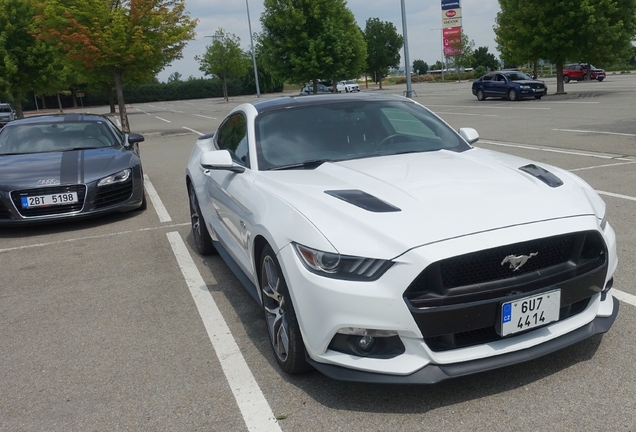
364,18,403,89
472,46,499,71
197,30,250,102
260,0,367,93
0,0,64,118
495,0,635,94
37,0,197,132
412,59,428,75
168,72,183,83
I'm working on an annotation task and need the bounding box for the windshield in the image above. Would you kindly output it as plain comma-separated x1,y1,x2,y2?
0,106,11,113
255,100,469,170
504,71,532,81
0,121,117,155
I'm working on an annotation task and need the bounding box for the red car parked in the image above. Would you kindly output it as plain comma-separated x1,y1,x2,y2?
562,64,606,83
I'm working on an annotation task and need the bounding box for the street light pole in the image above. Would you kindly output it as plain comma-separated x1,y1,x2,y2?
400,0,413,98
245,0,261,98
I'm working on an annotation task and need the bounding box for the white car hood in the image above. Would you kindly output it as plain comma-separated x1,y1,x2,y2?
256,148,597,258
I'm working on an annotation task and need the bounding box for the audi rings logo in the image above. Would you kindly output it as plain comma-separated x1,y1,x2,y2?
445,10,456,17
37,179,59,185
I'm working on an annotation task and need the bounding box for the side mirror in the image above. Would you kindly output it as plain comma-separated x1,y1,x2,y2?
127,133,145,144
458,127,479,145
200,149,245,173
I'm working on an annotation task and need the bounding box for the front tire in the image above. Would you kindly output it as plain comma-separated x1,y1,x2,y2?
188,183,215,255
508,88,518,101
260,244,311,374
534,95,542,100
476,89,486,101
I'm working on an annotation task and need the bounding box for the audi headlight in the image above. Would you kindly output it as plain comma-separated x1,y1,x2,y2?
293,243,393,281
98,169,131,187
520,85,530,90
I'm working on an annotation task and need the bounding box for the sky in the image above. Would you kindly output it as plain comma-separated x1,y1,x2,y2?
157,0,502,83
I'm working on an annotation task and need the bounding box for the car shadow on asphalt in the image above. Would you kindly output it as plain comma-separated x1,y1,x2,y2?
0,210,143,239
186,232,605,414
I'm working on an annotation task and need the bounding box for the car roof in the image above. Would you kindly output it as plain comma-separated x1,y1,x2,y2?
3,113,112,127
251,92,414,114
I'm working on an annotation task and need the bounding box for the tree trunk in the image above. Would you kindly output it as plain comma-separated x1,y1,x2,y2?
41,96,47,110
12,92,24,119
113,69,130,133
71,88,78,108
365,75,368,89
109,87,116,114
379,73,383,90
556,62,565,94
222,77,229,102
332,78,337,93
56,92,64,113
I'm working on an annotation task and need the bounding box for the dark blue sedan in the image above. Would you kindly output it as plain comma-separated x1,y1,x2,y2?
472,71,547,101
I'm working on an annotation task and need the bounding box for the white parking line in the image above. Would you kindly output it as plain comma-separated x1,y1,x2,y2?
192,114,217,120
613,290,636,307
166,232,281,432
143,174,172,222
155,116,171,123
480,140,633,161
570,161,636,172
183,126,204,136
428,104,551,111
553,129,636,137
435,111,499,117
135,108,152,116
596,190,636,202
0,223,189,254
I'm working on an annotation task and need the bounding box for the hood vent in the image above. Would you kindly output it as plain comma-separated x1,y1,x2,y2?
519,164,563,188
325,189,401,213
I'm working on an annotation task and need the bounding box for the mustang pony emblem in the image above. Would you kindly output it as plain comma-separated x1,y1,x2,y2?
501,252,538,271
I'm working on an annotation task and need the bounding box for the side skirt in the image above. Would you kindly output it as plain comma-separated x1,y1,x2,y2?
212,240,261,305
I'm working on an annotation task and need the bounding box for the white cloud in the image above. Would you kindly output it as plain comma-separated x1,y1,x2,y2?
158,0,501,82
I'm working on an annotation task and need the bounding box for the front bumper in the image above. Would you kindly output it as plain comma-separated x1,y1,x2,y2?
307,296,618,384
278,215,618,381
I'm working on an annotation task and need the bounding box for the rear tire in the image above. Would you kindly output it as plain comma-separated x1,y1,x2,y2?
260,244,311,374
563,75,570,84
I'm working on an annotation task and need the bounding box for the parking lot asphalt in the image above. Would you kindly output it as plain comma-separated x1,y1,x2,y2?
2,74,635,431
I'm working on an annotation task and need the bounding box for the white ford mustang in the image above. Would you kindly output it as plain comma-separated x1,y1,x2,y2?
185,93,618,383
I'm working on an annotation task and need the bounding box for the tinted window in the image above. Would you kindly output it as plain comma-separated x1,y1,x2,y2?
0,121,115,155
216,113,249,167
255,100,469,170
0,105,11,113
482,75,493,81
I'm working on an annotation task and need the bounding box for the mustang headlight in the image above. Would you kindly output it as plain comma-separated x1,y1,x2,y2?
293,243,393,281
98,169,131,187
600,214,608,231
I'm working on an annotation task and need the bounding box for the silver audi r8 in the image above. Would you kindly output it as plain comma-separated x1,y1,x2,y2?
186,93,618,383
0,114,146,226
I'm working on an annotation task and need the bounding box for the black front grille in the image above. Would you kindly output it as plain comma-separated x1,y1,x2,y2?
11,185,86,217
424,298,591,351
92,180,133,209
440,234,575,289
404,230,608,351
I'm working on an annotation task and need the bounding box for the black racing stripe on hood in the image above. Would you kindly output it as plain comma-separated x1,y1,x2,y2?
60,150,84,184
519,164,563,188
325,190,401,213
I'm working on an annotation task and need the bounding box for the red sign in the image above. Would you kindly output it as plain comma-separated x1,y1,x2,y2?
445,10,456,17
443,27,463,56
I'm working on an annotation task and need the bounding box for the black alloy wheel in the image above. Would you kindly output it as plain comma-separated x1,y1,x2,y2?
260,244,311,374
188,183,215,255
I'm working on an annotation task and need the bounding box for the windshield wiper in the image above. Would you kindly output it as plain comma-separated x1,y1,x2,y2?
271,159,336,170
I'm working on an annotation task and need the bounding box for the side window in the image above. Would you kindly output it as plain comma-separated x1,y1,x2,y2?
482,75,492,81
216,113,249,167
